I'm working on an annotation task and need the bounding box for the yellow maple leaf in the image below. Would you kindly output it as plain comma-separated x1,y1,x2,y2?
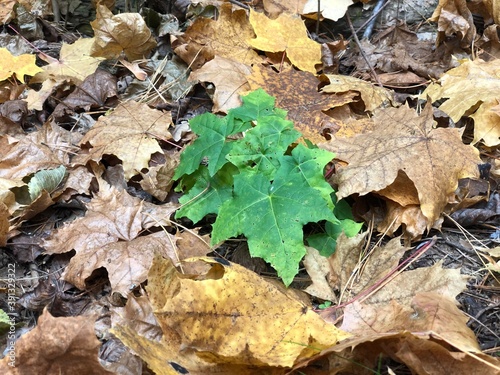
0,48,43,83
249,10,321,74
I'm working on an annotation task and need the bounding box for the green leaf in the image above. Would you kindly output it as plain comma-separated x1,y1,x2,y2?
274,144,335,209
175,164,236,223
307,199,363,257
173,113,249,179
228,88,286,123
211,170,336,286
227,116,300,179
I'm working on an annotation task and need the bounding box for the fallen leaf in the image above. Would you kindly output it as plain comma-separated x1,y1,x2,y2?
423,58,500,146
249,9,321,73
80,100,172,180
302,0,354,21
303,246,337,301
0,48,43,83
0,309,112,375
90,3,157,61
189,56,252,113
320,74,395,112
114,255,350,372
173,3,260,69
32,38,104,84
321,102,481,226
248,64,356,143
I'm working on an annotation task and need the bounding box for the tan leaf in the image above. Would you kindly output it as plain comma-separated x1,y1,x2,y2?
173,3,260,69
32,38,104,84
302,0,354,21
320,74,395,112
423,59,500,145
321,102,481,225
249,9,321,73
248,64,356,143
470,99,500,146
62,232,177,296
43,185,144,255
80,101,172,180
0,309,112,374
303,246,337,301
189,56,252,113
90,3,157,61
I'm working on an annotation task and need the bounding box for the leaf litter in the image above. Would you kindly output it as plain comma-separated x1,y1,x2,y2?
0,1,499,374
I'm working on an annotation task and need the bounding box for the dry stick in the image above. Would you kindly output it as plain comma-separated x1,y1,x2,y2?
346,12,383,87
348,0,392,43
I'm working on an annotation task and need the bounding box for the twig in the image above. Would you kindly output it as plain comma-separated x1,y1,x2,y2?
346,12,383,87
362,0,386,40
228,0,250,10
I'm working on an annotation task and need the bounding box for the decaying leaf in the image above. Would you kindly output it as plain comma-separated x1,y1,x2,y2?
0,309,112,374
91,3,157,61
113,255,350,373
80,101,172,180
321,102,481,228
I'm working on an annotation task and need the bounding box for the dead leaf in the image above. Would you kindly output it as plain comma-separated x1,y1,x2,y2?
302,0,354,21
423,59,500,146
320,74,395,112
189,56,252,113
53,69,117,118
303,246,337,301
0,47,43,83
321,102,481,226
32,38,104,84
430,0,476,47
90,3,157,61
0,309,112,375
248,64,356,143
43,185,144,255
61,231,178,297
249,9,321,73
113,255,350,372
80,100,172,180
173,3,260,69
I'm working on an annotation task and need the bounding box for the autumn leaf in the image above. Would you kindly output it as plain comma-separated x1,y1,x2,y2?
321,102,481,225
189,56,252,113
80,101,172,180
302,0,354,21
90,3,157,61
249,10,321,73
248,64,357,143
0,48,43,83
0,310,112,374
32,38,104,84
423,59,500,146
113,256,350,372
173,3,260,69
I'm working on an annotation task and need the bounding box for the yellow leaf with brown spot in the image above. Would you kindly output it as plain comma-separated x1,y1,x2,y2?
145,256,349,369
249,10,321,73
248,64,356,143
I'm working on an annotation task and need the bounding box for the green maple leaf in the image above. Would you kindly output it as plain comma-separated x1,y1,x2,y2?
228,87,287,123
175,164,236,223
227,116,300,178
173,112,250,179
211,168,336,286
274,144,335,209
